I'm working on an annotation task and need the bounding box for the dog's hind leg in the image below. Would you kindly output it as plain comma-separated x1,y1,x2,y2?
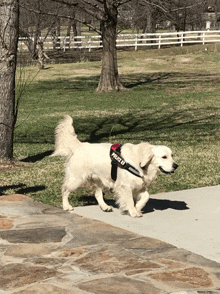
62,177,84,211
62,186,74,211
135,191,150,213
95,187,113,212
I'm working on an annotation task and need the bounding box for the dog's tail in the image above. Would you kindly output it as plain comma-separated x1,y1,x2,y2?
51,115,81,157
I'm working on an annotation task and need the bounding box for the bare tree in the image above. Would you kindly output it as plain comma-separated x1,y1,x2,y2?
19,0,62,59
0,0,19,162
53,0,130,92
23,0,131,92
66,8,82,49
140,0,206,31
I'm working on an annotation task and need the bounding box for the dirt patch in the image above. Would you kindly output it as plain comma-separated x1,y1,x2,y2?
0,163,20,172
71,68,100,76
176,56,192,63
0,161,31,172
17,49,102,66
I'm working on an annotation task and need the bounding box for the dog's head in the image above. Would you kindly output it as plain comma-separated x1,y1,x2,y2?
152,145,178,175
139,143,178,175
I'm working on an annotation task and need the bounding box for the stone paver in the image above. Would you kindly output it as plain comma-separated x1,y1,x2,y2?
0,194,220,294
0,218,13,230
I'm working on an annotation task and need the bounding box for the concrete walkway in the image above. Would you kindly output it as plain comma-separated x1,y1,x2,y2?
75,185,220,263
0,188,220,294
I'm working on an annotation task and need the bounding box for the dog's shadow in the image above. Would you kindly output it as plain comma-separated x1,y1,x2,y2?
141,198,189,214
106,198,189,214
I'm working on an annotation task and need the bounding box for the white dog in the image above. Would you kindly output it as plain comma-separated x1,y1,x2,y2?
52,115,178,217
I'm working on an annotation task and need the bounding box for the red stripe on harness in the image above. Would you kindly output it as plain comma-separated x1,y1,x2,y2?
111,144,121,151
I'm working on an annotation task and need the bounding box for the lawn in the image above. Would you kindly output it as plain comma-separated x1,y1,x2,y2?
1,46,220,208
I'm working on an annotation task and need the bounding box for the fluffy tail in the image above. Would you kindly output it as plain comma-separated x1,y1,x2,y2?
51,115,81,157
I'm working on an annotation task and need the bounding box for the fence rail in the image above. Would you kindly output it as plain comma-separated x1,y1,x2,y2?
18,30,220,52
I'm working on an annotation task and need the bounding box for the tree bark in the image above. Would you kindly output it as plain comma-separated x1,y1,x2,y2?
214,0,218,29
66,14,80,49
52,19,60,50
0,0,19,162
96,4,125,93
32,15,41,59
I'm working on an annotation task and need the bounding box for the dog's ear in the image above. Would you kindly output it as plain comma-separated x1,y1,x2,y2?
139,143,154,168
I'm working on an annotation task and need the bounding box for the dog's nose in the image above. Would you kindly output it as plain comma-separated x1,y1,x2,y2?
173,163,178,170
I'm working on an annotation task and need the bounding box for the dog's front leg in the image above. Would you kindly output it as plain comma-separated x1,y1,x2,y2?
95,187,113,212
115,186,142,218
136,190,150,213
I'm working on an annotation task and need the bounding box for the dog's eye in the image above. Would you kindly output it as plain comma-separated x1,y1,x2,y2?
162,156,167,159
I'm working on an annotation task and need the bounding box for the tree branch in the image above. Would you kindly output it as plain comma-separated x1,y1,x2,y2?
116,0,133,7
19,3,102,34
141,0,206,14
47,0,78,7
49,0,104,17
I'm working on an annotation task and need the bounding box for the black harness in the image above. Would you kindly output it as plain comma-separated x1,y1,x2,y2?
110,144,143,181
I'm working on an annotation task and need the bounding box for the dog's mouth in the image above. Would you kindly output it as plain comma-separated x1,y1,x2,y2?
159,166,175,175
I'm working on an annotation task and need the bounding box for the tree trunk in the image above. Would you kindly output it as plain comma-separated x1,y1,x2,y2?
56,18,61,49
66,17,80,49
38,40,45,69
146,6,152,34
19,29,35,59
214,0,218,29
143,7,156,44
66,20,72,49
96,5,125,92
0,0,19,162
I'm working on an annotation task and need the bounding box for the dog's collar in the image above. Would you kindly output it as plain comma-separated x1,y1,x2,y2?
110,144,143,181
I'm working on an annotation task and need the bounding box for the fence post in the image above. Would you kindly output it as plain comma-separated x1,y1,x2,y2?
63,37,66,52
65,36,70,50
158,34,161,49
88,36,91,52
135,34,138,50
181,33,183,47
202,32,205,45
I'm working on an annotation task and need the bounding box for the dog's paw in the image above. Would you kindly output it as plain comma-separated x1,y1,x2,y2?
101,205,113,212
104,206,113,212
63,205,74,212
129,209,143,218
136,210,143,217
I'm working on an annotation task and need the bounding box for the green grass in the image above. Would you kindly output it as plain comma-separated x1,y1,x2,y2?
1,47,220,208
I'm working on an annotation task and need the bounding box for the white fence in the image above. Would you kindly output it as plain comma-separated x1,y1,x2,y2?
18,30,220,52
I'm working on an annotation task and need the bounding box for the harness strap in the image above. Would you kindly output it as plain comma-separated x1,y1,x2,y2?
110,144,122,181
110,144,143,181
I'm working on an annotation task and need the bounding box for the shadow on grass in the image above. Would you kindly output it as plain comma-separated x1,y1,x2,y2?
15,105,219,147
83,108,218,143
14,71,220,146
23,71,220,94
0,183,46,196
21,150,53,163
125,72,172,88
50,71,220,90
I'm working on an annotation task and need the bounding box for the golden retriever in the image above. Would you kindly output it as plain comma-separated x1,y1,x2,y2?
51,115,178,217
